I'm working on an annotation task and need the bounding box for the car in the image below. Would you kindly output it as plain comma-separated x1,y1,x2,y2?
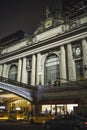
0,112,9,120
28,113,53,124
43,114,87,130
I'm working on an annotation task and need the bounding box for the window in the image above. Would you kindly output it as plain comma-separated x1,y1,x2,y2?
44,54,60,84
26,57,32,85
27,71,31,85
9,65,17,81
75,60,84,80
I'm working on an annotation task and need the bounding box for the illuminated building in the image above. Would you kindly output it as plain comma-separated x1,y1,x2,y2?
0,0,87,115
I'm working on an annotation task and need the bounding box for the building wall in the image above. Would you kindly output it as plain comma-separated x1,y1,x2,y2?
0,33,87,85
0,11,87,111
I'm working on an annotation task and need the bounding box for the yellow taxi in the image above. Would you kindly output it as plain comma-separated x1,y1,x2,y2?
0,112,9,120
28,113,53,124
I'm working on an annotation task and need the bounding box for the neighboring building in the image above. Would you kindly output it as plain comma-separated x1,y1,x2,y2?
0,0,87,115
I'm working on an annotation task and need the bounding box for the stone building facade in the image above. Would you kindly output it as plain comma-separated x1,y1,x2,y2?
0,0,87,115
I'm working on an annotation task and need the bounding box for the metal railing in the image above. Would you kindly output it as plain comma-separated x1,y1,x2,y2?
0,76,36,90
0,76,35,101
37,78,87,92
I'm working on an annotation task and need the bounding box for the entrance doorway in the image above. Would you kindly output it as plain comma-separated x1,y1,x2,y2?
42,104,78,115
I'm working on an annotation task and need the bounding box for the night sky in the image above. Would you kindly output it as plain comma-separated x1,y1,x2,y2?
0,0,62,39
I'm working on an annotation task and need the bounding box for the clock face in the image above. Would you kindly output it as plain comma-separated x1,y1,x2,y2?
75,47,81,55
73,45,82,58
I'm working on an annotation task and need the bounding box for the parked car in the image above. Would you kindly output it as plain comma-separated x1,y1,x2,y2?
0,111,9,120
43,114,87,130
29,113,53,124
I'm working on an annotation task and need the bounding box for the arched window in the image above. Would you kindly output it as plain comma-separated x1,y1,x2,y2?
9,65,17,81
44,54,60,84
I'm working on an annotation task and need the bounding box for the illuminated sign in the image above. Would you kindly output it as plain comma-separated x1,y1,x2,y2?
0,106,5,109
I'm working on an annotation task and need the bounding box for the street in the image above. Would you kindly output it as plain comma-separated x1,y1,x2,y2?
0,120,45,130
0,125,45,130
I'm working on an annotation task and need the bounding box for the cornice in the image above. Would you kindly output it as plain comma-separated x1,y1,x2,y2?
0,30,87,64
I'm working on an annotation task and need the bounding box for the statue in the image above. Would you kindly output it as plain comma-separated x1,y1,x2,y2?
46,6,51,19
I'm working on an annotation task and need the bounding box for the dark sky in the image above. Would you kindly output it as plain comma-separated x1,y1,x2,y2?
0,0,62,39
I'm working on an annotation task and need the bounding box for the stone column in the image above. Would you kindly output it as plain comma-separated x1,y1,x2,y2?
67,44,76,81
2,64,8,78
22,57,27,84
60,46,67,82
82,39,87,78
36,53,42,85
17,59,22,82
0,65,3,77
31,54,36,85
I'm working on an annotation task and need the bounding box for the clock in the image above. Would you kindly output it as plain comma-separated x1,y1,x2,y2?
45,19,52,29
73,46,82,58
75,47,81,56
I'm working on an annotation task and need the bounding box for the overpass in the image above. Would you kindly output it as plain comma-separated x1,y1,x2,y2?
0,76,36,102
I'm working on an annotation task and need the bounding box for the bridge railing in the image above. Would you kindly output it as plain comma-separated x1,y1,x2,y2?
0,76,87,92
0,76,36,90
37,78,87,92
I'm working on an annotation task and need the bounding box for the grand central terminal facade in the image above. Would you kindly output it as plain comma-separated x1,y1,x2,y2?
0,0,87,116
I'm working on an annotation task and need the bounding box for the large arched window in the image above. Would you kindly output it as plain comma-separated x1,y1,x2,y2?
44,54,60,84
9,65,17,81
